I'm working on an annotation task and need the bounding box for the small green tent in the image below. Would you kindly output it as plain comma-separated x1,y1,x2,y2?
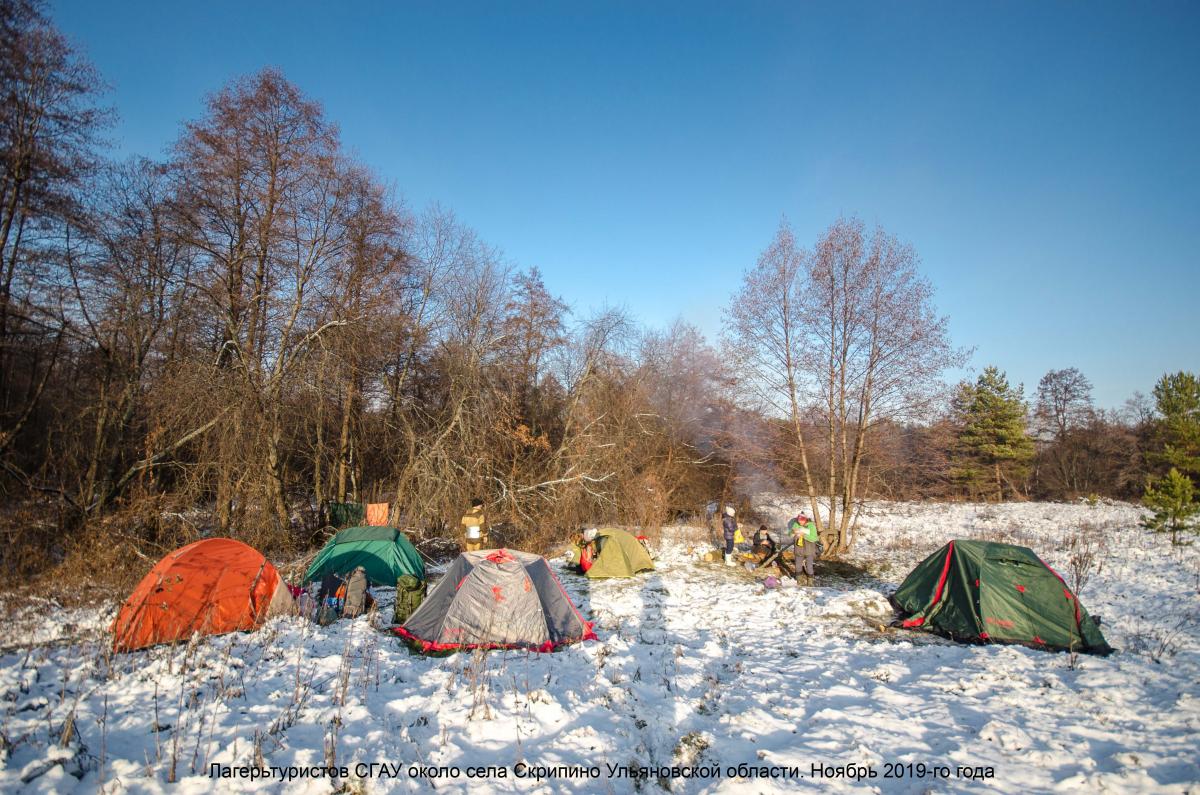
304,526,424,586
892,539,1110,654
582,528,655,579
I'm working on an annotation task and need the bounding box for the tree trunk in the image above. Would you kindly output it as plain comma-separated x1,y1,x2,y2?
313,358,326,509
336,376,357,502
265,418,289,532
786,374,823,534
81,373,113,508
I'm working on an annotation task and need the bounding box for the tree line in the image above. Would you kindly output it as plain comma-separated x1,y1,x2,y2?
1,1,1193,584
720,221,1195,550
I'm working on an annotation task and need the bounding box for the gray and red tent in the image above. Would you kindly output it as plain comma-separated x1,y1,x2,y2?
395,549,595,653
892,539,1111,654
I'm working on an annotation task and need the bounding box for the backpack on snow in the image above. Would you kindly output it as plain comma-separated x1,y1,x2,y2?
392,574,426,625
316,601,340,626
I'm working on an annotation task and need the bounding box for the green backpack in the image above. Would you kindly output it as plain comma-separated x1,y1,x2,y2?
393,574,426,624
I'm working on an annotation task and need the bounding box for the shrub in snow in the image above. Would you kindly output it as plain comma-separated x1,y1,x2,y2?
1142,468,1199,545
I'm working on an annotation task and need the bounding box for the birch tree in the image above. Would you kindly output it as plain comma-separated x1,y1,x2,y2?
727,218,965,552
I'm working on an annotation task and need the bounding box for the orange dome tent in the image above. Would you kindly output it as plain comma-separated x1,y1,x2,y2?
112,538,294,652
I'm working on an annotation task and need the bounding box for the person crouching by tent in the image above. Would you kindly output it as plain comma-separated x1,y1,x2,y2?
788,512,819,585
576,528,599,574
721,506,738,567
461,498,488,552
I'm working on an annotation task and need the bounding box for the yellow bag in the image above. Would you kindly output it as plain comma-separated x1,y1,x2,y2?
733,527,744,544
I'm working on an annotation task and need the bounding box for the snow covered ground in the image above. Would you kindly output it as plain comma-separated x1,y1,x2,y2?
1,499,1197,793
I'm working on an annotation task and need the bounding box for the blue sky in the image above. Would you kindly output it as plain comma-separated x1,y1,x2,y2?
52,0,1199,408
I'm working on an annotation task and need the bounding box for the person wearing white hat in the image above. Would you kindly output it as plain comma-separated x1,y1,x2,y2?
575,527,600,573
721,505,738,566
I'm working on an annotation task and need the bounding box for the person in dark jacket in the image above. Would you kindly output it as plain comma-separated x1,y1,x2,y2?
752,524,776,557
317,573,341,604
721,506,738,567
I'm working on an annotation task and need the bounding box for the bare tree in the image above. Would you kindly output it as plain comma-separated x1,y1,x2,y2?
1033,367,1098,498
808,218,967,550
65,159,195,512
635,320,730,516
727,218,966,553
0,0,108,467
385,212,512,523
1035,368,1094,440
503,266,567,433
172,69,362,534
723,222,824,529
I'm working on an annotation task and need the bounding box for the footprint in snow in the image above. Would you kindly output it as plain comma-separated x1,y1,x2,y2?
977,720,1033,752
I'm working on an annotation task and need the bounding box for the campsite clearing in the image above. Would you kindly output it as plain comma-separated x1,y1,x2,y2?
1,499,1197,793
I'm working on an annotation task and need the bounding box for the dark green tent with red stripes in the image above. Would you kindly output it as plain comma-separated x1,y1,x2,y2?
891,540,1111,654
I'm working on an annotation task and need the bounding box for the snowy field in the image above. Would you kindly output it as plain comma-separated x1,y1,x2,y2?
1,499,1198,793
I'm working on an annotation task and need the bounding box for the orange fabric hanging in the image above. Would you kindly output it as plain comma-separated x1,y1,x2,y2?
111,538,291,652
366,503,389,526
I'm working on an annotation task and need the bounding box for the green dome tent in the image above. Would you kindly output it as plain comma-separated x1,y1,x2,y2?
578,528,655,579
892,539,1111,654
304,526,424,586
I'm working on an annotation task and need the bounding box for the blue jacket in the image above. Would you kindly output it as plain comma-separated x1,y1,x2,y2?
722,514,737,539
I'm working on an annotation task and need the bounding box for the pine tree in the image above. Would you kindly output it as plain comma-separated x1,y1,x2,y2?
1150,371,1200,479
1142,468,1198,546
952,366,1035,500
